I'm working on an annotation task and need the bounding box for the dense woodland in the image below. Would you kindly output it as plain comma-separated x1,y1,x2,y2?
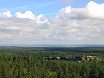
0,47,104,78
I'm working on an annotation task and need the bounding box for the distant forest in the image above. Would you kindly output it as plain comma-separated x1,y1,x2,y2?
0,47,104,78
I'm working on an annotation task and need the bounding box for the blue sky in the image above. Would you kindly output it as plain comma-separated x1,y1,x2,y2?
0,0,65,16
0,0,103,16
0,0,104,45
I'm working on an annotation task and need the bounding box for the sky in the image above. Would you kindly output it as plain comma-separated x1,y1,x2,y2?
0,0,104,46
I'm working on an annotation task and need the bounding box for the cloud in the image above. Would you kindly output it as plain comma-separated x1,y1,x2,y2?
0,17,49,44
59,6,71,16
15,11,35,20
58,1,104,19
0,11,12,17
48,1,104,44
15,11,48,24
35,15,48,24
86,1,104,19
0,1,104,45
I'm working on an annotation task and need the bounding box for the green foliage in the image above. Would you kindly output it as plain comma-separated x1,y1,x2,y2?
0,47,103,78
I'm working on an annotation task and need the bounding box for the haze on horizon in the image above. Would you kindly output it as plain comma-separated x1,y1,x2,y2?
0,0,104,45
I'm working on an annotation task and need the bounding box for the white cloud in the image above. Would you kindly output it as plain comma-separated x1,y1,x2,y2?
59,6,71,16
48,1,104,44
15,11,35,20
0,11,12,17
35,14,48,24
0,1,104,45
86,1,104,19
58,1,104,19
15,11,48,24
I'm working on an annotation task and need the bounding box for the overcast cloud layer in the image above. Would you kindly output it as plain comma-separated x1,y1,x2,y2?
0,1,104,45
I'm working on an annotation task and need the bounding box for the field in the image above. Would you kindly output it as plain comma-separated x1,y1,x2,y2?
0,47,104,78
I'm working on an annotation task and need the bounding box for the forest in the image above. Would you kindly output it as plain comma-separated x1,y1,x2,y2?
0,47,104,78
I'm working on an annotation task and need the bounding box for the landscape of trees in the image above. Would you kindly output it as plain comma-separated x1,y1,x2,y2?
0,47,103,78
